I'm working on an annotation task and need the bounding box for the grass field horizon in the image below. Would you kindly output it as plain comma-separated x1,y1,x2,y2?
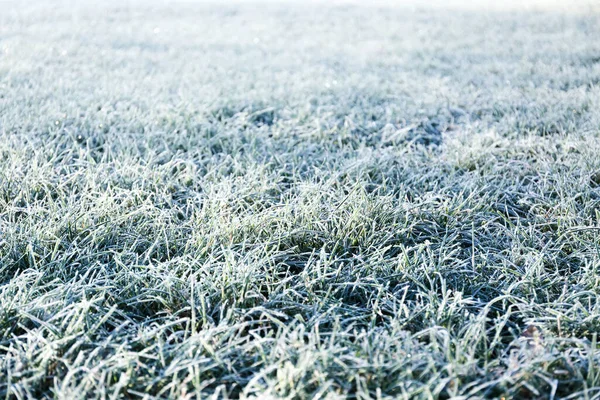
2,1,600,399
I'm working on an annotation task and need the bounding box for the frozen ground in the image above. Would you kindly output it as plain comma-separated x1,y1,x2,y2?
1,0,600,398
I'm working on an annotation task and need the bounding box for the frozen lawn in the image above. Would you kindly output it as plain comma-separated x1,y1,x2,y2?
1,0,600,398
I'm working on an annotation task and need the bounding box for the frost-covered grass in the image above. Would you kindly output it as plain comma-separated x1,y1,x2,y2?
2,1,600,398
